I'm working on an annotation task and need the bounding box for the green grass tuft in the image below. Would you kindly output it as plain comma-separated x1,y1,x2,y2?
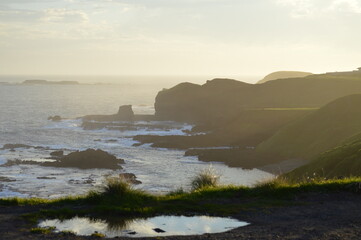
102,177,133,197
190,166,220,191
91,232,106,238
30,226,55,234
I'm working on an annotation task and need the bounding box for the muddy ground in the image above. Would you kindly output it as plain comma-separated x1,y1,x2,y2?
0,191,360,240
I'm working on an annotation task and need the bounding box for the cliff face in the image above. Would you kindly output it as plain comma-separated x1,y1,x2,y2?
154,73,361,124
155,79,254,123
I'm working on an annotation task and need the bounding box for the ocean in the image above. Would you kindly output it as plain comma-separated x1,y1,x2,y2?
0,75,271,198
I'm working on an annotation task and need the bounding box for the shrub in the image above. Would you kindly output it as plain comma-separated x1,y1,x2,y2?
191,166,220,191
102,177,133,197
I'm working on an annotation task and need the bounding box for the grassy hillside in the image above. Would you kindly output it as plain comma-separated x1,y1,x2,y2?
257,94,361,159
284,137,361,181
257,71,313,84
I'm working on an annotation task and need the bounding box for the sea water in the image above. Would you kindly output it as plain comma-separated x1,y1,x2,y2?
0,78,272,198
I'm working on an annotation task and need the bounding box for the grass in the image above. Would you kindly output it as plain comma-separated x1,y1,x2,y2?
1,175,361,229
190,166,220,191
284,136,361,181
30,226,55,234
91,232,106,238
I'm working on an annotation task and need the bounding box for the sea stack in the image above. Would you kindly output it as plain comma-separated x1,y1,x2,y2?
82,105,134,122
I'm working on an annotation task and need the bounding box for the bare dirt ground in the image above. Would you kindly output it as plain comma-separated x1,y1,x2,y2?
0,191,360,240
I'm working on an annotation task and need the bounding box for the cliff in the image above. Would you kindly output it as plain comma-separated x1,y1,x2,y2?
155,72,361,124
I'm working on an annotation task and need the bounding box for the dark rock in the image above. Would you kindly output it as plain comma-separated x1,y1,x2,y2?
1,144,32,150
48,115,62,121
82,105,134,122
1,144,47,151
117,105,134,120
0,159,39,167
42,149,124,169
119,173,142,185
153,228,166,233
0,176,16,182
68,178,94,184
50,150,64,158
127,231,137,235
37,176,56,180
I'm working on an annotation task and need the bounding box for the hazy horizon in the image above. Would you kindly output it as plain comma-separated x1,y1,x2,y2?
0,74,263,84
1,0,360,78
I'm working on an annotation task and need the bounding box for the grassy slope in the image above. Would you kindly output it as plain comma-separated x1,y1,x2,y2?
257,94,361,159
257,71,313,84
284,137,361,181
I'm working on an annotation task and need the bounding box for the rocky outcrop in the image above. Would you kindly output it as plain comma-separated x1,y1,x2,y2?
43,149,124,169
83,105,135,122
0,144,46,150
119,173,142,184
50,150,64,158
48,115,62,121
1,144,33,150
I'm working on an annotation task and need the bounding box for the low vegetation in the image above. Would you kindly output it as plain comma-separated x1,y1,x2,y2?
190,166,220,190
91,232,106,238
1,173,360,226
30,226,55,234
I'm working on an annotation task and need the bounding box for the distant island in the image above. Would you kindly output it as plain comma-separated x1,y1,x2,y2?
22,79,79,85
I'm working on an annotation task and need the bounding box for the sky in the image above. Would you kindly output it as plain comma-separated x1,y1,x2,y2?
1,0,361,77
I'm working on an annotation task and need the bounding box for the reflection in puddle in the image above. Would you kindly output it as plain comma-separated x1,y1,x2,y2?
39,215,249,237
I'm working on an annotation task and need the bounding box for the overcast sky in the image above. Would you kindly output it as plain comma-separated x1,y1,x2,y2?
1,0,361,77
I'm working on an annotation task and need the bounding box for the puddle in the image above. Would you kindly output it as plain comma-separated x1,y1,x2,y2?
39,216,249,237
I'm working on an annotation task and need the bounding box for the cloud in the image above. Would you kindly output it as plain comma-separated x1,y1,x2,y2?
41,8,88,23
275,0,361,17
0,10,42,22
328,0,361,13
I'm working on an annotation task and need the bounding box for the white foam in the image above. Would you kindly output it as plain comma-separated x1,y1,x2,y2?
44,119,82,130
